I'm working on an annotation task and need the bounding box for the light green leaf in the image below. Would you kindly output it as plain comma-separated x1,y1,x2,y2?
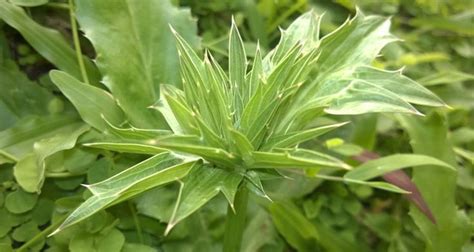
103,119,171,141
153,84,199,135
263,122,349,150
52,153,197,234
0,115,81,161
251,149,351,170
270,10,321,64
75,0,199,128
344,154,455,181
15,123,89,192
50,70,125,132
230,129,254,165
166,165,243,234
245,171,271,201
229,18,247,118
0,2,100,83
397,112,471,252
155,135,238,168
5,189,38,214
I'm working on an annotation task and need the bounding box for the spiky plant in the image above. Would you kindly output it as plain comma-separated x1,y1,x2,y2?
49,10,449,251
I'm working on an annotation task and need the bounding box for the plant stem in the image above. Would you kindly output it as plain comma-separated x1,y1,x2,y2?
68,0,90,84
128,201,144,244
223,183,249,252
17,214,68,252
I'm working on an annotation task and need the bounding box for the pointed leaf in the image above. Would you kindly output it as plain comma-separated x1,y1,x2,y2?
84,142,166,155
251,149,350,170
166,165,242,233
50,70,125,131
344,154,455,181
52,153,196,234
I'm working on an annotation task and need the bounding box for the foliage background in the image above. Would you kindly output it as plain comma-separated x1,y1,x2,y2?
0,0,472,251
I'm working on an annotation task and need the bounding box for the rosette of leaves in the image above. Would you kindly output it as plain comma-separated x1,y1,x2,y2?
49,10,451,250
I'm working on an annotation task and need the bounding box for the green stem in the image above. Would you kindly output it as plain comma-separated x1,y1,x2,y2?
223,184,249,252
68,0,90,84
16,214,68,252
128,201,144,244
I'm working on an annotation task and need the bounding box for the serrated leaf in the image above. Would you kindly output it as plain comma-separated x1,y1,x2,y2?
244,171,271,201
52,153,197,234
0,2,100,83
76,0,199,128
50,70,125,132
166,165,242,234
344,154,455,181
270,10,321,64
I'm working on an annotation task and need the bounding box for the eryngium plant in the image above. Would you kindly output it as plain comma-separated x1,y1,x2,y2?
50,10,449,250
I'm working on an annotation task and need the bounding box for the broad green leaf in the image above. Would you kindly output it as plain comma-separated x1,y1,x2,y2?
0,115,80,161
5,189,38,214
13,123,89,192
52,153,197,234
0,64,53,129
50,70,125,132
251,149,351,170
75,0,199,128
397,112,471,252
69,228,125,252
344,154,455,181
166,165,243,234
0,2,100,83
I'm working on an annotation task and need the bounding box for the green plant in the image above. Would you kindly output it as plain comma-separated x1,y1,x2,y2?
46,9,455,251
